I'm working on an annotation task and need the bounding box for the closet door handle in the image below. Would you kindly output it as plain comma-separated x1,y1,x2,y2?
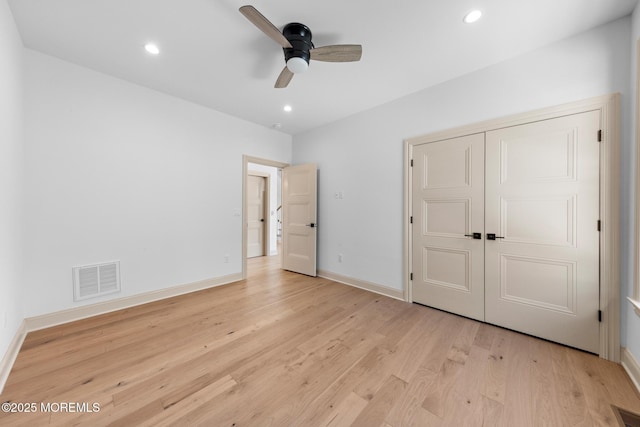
464,233,482,239
486,233,505,240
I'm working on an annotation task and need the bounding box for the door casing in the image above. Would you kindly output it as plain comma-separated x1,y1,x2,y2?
404,93,621,361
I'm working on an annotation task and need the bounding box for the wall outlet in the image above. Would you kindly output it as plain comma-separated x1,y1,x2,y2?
338,253,343,263
224,254,229,263
2,311,6,329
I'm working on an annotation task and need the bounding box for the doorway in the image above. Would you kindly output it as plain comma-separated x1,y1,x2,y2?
242,156,288,279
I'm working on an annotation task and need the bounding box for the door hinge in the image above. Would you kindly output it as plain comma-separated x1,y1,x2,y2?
598,310,602,322
597,129,602,142
410,273,413,281
410,159,414,167
597,220,601,232
410,216,413,224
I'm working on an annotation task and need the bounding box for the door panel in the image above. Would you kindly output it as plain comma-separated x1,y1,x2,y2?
282,164,317,276
412,133,485,321
247,175,266,258
485,110,600,353
500,196,576,246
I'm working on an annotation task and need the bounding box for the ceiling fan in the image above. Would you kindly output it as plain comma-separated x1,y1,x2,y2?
239,5,363,88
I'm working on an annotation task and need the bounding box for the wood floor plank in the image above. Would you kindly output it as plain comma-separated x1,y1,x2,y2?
319,392,368,427
480,326,512,404
502,332,538,427
295,346,387,427
548,345,594,427
385,366,439,427
420,317,481,419
566,349,625,427
238,333,385,426
351,374,407,427
135,374,237,427
421,358,466,419
1,254,639,426
444,343,492,426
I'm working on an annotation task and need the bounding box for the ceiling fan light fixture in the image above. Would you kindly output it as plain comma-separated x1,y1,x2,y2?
238,6,363,88
286,57,309,74
463,10,482,24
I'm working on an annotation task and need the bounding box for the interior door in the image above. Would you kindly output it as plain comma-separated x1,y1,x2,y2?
412,133,485,321
247,174,266,258
484,110,601,353
282,163,317,276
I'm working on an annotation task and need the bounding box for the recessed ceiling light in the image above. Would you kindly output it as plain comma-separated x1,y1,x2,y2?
463,10,482,24
144,43,160,55
283,105,292,113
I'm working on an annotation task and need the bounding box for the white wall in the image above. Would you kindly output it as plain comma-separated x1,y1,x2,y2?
22,50,291,317
0,0,24,361
248,163,280,256
624,6,640,363
293,18,631,295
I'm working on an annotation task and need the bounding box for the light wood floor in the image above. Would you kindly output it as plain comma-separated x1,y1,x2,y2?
1,255,639,426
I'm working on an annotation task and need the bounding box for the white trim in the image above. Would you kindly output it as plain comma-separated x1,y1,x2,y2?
25,273,242,332
405,94,617,144
622,347,640,395
317,269,405,301
634,39,640,317
629,297,640,318
0,320,27,394
404,141,412,303
404,93,620,361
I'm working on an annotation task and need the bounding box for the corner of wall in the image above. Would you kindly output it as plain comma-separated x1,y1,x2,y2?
0,321,27,395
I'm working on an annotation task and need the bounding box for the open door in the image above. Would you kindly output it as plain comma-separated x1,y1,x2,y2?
282,163,317,276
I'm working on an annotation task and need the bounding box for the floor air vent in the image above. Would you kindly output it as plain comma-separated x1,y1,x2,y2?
613,405,640,427
73,261,121,301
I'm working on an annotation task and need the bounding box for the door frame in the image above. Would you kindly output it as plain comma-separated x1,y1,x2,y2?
404,93,620,361
247,171,270,258
242,155,289,280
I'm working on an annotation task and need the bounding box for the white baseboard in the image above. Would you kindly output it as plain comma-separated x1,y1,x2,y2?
622,346,640,395
0,320,27,395
25,272,243,332
317,269,405,301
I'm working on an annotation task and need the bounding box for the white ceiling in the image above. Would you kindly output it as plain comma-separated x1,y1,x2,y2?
8,0,638,135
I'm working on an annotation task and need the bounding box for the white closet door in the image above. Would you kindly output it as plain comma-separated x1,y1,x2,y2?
412,133,485,321
484,110,601,353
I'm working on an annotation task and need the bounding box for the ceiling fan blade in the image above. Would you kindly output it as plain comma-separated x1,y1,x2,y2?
310,45,362,62
275,66,294,88
239,5,292,49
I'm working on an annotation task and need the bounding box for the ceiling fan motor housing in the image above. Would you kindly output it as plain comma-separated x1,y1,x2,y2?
282,22,313,65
